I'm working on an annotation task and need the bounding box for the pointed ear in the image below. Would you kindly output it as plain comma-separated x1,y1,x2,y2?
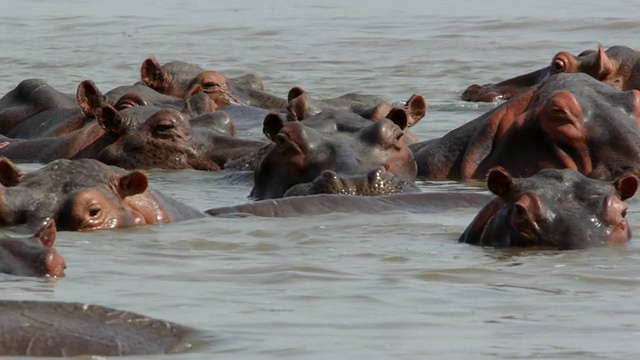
97,105,127,135
287,86,309,121
34,217,57,248
613,174,638,201
404,93,427,126
118,171,148,198
595,44,616,78
385,108,408,130
140,57,171,93
263,113,284,141
486,166,514,199
76,80,105,118
0,157,23,187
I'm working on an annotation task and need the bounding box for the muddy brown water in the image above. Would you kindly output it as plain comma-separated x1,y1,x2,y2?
2,1,640,359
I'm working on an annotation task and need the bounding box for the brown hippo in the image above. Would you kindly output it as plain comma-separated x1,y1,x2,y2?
287,86,428,128
283,167,421,197
250,110,418,199
0,79,106,138
0,157,204,231
461,45,640,103
0,300,192,357
95,107,266,171
460,167,638,249
412,72,640,181
0,218,66,277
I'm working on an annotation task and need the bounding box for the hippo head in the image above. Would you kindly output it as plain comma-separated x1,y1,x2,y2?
459,167,638,249
283,167,421,197
250,112,417,199
450,73,640,181
0,158,165,231
105,84,217,116
96,107,221,171
140,57,242,107
548,45,640,92
0,218,66,277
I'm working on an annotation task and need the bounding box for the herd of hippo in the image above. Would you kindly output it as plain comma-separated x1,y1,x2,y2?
3,44,640,356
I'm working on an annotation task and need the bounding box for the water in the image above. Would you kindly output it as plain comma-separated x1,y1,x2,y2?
2,1,640,358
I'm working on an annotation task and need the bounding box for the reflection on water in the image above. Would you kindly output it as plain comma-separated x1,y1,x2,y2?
2,0,640,358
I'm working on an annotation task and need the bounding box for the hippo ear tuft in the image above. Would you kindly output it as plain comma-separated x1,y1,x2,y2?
263,113,285,141
613,174,639,201
404,93,427,126
140,57,170,93
595,44,615,78
34,217,57,248
118,171,149,198
0,157,23,187
487,166,514,199
385,108,409,130
76,80,105,118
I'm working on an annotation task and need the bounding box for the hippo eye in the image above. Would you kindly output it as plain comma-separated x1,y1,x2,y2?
88,205,102,218
552,59,565,72
116,100,137,110
275,133,287,146
155,122,175,132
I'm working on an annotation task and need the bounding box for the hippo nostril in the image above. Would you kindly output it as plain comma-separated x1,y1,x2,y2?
42,249,66,278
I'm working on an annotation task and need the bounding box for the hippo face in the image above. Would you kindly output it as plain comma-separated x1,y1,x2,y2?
460,167,638,249
0,158,167,231
96,107,221,170
0,218,66,277
417,73,640,181
140,58,242,108
251,113,417,199
105,84,217,116
283,167,421,197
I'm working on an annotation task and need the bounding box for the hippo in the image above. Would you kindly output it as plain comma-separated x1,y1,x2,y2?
283,167,421,197
287,86,428,128
459,167,638,249
0,218,66,277
0,300,192,357
0,157,204,231
207,192,492,217
0,79,106,138
461,45,640,102
95,107,266,171
140,57,271,108
104,83,217,116
250,110,418,199
412,72,640,181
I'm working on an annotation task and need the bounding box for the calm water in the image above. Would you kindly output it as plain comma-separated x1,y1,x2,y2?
2,1,640,359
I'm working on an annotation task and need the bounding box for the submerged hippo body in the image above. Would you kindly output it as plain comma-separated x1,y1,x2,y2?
0,158,204,231
0,79,106,138
462,45,640,102
0,218,65,277
460,167,638,249
412,73,640,181
0,300,192,357
251,110,417,199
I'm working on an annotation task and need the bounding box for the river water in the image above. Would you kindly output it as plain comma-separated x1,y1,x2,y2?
2,1,640,359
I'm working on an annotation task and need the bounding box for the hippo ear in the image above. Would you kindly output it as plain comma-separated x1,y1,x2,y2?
33,217,57,248
76,80,105,118
118,171,148,198
613,174,639,201
263,113,285,141
287,86,309,121
404,94,427,127
595,44,615,78
385,108,409,130
0,157,23,187
186,84,203,97
140,57,171,93
486,166,514,199
97,105,127,136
